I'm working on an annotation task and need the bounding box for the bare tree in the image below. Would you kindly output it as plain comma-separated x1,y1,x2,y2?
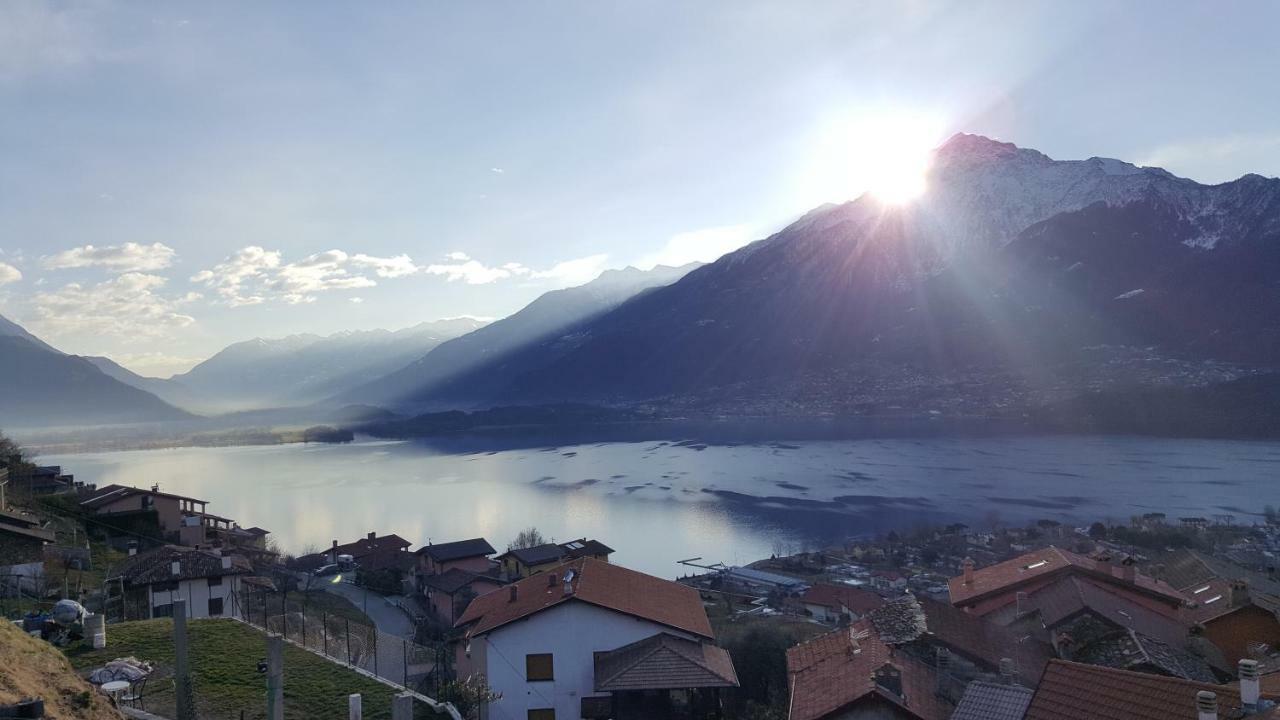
508,527,547,551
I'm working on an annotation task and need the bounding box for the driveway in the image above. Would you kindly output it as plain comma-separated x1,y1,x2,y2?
319,578,415,639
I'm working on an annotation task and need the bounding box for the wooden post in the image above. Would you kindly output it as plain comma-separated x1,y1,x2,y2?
391,693,413,720
348,694,362,720
266,634,284,720
173,599,195,720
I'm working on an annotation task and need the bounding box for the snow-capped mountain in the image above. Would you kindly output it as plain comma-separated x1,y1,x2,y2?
389,134,1280,414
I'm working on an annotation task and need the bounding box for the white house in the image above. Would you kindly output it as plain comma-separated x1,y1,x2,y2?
455,558,738,720
109,545,252,620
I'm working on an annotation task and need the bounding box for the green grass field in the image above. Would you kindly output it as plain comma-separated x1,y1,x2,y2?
65,618,441,719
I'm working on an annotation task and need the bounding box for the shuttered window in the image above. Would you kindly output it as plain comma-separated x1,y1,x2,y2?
528,710,555,720
526,653,554,681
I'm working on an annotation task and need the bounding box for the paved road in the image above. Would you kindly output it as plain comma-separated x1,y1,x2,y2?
318,578,415,639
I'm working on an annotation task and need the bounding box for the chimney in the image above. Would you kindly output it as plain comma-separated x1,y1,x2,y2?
171,560,182,576
127,540,138,557
999,657,1016,683
1015,591,1028,616
1055,633,1075,660
152,483,160,493
1196,691,1218,720
935,648,951,695
1094,552,1112,576
1231,579,1251,608
962,557,975,585
367,531,376,541
873,664,903,699
221,555,232,570
1240,659,1261,709
564,568,576,596
548,573,557,588
509,585,518,603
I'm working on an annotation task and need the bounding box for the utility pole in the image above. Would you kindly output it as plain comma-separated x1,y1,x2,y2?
173,600,195,720
266,634,284,720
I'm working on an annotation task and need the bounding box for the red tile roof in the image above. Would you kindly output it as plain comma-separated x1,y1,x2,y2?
594,633,738,691
801,583,885,616
786,620,952,720
1021,574,1188,646
950,547,1187,611
455,558,713,639
81,484,208,510
1026,659,1278,720
917,597,1053,684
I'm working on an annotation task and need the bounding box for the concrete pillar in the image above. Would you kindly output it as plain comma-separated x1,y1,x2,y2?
391,692,413,720
173,600,195,720
348,693,362,720
266,634,284,720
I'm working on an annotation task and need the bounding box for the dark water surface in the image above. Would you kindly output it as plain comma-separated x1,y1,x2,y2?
47,435,1280,578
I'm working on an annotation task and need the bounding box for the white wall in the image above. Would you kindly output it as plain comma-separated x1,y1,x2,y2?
472,600,700,720
148,575,242,620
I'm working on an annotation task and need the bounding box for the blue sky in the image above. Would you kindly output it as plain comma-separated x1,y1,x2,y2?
1,1,1277,376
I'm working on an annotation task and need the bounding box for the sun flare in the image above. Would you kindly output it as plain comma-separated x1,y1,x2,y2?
795,110,945,207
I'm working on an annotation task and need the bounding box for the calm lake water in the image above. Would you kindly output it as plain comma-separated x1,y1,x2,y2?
46,435,1280,579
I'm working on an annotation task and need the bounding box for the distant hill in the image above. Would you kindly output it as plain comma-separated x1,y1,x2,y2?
0,312,61,354
0,328,193,428
392,134,1280,418
334,263,701,410
143,317,489,413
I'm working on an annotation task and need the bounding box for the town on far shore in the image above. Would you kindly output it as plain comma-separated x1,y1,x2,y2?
4,452,1280,719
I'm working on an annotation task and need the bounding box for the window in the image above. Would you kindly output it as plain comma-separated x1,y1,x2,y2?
153,603,174,618
153,580,179,593
526,653,554,681
208,576,222,587
528,710,555,720
208,597,224,616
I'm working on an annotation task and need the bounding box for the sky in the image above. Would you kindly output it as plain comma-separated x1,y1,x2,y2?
1,1,1278,377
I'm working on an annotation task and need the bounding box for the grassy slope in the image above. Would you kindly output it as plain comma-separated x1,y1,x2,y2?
65,618,427,720
0,619,123,720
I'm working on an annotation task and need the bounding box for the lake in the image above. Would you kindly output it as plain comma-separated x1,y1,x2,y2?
45,434,1280,579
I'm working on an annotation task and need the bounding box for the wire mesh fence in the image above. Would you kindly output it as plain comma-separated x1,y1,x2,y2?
234,588,449,696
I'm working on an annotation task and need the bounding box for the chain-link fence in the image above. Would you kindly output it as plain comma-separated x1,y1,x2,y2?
234,588,452,698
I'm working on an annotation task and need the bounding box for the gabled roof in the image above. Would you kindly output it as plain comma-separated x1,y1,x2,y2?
800,583,884,616
1021,574,1188,646
421,568,500,595
560,538,613,559
594,633,738,691
1073,628,1218,683
496,543,565,566
418,538,495,562
81,484,207,511
456,558,713,639
1025,659,1278,719
332,533,411,558
108,545,251,585
950,547,1187,611
950,681,1033,720
786,620,952,720
916,597,1053,684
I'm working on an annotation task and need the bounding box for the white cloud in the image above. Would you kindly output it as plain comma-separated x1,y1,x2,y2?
445,251,471,261
425,252,532,285
190,245,282,307
29,272,196,339
531,254,610,287
192,247,417,305
0,262,21,285
43,242,176,273
349,297,364,304
490,167,505,174
350,253,419,278
637,224,756,269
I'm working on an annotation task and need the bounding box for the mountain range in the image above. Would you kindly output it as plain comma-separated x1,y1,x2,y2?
379,134,1280,417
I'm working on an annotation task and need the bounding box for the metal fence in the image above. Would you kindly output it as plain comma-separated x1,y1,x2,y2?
234,588,451,698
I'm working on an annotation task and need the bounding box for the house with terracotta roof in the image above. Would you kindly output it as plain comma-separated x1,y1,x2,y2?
1154,550,1280,669
786,594,1050,720
454,558,737,720
108,544,253,621
81,483,217,546
799,582,884,624
495,538,614,580
1025,658,1279,719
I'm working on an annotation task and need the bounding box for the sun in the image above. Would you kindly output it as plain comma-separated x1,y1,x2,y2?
793,110,944,207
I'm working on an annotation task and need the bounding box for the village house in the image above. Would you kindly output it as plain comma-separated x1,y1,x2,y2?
494,538,613,580
798,582,884,625
80,484,215,547
418,537,496,577
871,569,910,594
786,593,1052,720
1024,658,1279,719
1154,551,1280,669
455,558,738,720
0,503,56,596
109,545,253,621
413,538,502,623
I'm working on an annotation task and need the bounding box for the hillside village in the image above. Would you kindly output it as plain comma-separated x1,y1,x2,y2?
7,439,1280,719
